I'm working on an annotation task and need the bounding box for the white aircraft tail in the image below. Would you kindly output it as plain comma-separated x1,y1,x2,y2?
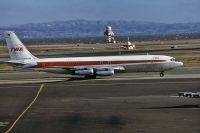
4,31,37,61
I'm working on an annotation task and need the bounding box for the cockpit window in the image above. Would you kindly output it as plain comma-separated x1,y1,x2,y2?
170,58,175,61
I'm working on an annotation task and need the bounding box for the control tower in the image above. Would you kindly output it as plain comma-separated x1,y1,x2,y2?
104,26,116,44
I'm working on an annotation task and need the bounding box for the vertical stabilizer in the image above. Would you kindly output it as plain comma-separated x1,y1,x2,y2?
4,31,37,61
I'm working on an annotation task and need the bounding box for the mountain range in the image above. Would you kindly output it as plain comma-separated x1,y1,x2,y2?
0,20,200,40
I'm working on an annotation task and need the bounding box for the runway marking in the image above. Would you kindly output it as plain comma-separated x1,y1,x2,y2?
4,84,45,133
0,122,9,127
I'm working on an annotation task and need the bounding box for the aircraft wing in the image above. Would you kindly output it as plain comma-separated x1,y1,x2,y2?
37,65,125,76
45,65,125,71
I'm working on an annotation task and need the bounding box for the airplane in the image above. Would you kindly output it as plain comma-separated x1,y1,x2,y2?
3,31,183,78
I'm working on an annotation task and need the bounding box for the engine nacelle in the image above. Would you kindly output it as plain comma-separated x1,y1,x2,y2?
95,68,114,76
73,68,94,75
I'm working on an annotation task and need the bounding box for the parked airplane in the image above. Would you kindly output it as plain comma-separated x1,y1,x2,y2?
3,31,183,78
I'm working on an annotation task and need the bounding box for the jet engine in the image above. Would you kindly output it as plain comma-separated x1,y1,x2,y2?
73,68,94,75
94,68,114,76
72,68,114,76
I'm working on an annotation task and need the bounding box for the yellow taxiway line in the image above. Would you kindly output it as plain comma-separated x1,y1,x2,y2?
5,84,45,133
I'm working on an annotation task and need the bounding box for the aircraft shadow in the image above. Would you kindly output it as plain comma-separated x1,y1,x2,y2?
67,77,101,81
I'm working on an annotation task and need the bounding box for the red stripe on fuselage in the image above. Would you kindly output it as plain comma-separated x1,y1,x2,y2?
35,60,166,68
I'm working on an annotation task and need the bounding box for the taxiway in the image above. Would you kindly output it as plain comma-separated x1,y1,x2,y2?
0,74,199,133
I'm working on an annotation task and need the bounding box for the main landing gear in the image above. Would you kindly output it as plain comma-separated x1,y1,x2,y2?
160,72,164,77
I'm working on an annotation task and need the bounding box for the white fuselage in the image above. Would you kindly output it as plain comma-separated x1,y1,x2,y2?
34,55,183,74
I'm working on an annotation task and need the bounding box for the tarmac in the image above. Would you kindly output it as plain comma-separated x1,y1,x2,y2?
0,73,200,133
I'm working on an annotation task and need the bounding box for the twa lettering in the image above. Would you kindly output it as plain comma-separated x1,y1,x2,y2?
10,47,23,52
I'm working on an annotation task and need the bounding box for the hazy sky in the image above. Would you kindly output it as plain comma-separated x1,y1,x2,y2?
1,0,200,26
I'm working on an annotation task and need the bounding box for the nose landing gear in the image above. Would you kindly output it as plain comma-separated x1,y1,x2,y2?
160,72,164,77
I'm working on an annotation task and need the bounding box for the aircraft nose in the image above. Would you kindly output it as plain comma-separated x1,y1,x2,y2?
179,61,183,66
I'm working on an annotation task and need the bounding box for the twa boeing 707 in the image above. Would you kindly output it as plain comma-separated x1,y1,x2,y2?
3,31,183,78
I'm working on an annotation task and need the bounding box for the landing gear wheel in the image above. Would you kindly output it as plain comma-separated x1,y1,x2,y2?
160,72,164,77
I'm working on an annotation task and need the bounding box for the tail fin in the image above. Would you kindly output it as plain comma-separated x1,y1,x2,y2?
4,31,37,61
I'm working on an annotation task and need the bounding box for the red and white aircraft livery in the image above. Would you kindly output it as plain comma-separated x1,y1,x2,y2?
4,31,183,78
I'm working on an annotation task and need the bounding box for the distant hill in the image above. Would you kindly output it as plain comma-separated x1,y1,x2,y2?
1,20,200,40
